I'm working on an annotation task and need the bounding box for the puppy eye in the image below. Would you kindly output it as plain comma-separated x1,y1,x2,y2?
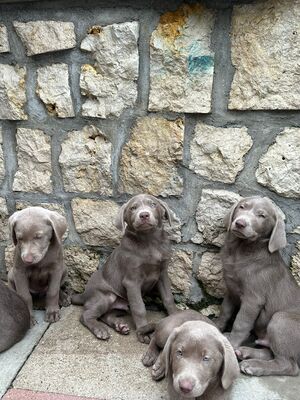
176,349,183,357
203,355,210,362
259,214,266,219
35,236,42,239
239,204,245,209
150,202,157,208
130,205,137,211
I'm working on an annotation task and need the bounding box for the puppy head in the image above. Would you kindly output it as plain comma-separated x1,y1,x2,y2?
224,196,286,252
115,194,172,233
9,207,67,265
163,321,239,398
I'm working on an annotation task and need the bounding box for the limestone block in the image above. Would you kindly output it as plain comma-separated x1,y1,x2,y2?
0,64,27,120
201,304,221,318
291,242,300,286
0,128,5,184
0,197,9,241
36,64,74,118
149,4,215,113
5,244,14,271
13,128,52,193
190,123,253,183
13,20,76,56
168,250,193,300
229,0,300,109
64,246,99,293
80,22,139,118
0,24,10,53
193,189,242,246
256,128,300,198
59,125,112,194
72,198,121,247
197,252,226,298
119,116,184,197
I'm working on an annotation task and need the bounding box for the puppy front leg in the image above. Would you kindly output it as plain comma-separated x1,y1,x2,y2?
13,270,35,325
45,268,63,323
157,266,177,315
229,298,262,348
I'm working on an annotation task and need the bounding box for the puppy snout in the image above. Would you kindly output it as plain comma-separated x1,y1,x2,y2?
139,211,150,221
235,218,246,229
22,254,33,264
179,378,195,394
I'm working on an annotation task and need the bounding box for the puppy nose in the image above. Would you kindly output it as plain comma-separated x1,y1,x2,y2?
179,379,194,394
139,212,150,220
23,254,33,263
235,219,246,229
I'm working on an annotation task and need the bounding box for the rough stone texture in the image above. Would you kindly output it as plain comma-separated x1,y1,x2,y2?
36,64,74,118
0,128,5,184
149,4,215,113
0,64,27,120
201,304,221,318
120,116,184,196
190,123,253,183
256,128,300,198
0,24,10,53
80,22,139,118
193,189,242,246
5,244,14,272
64,246,99,293
13,128,52,193
13,21,76,56
168,249,193,300
0,197,9,241
59,125,112,194
72,198,122,247
197,251,226,298
291,241,300,286
229,0,300,110
164,212,182,243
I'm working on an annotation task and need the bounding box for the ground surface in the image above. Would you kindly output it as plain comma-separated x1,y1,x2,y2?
0,306,299,400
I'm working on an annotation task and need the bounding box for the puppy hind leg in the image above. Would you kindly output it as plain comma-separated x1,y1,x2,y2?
236,346,273,361
101,310,130,335
80,293,117,340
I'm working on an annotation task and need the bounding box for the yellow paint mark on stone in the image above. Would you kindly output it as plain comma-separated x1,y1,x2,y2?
81,64,98,75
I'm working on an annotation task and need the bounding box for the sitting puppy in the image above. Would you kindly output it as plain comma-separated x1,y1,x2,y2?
8,207,69,324
0,280,30,352
142,312,239,400
215,196,300,376
72,194,177,343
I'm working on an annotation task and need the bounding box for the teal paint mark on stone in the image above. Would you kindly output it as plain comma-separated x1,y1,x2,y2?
188,54,214,74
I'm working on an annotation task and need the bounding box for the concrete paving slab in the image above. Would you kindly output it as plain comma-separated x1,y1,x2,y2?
3,388,101,400
13,306,168,400
0,311,49,399
12,306,300,400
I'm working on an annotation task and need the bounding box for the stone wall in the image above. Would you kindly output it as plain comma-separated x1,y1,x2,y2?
0,0,299,310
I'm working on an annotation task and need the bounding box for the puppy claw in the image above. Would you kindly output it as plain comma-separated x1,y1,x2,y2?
45,309,60,323
94,328,110,340
115,323,130,335
240,361,261,376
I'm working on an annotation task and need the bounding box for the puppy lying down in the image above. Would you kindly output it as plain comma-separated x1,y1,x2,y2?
142,310,239,400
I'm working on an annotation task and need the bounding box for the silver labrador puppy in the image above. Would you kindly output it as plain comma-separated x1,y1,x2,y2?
215,196,300,376
72,194,177,343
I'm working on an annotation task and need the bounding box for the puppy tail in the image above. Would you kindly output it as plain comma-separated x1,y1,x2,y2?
71,293,85,306
137,322,157,335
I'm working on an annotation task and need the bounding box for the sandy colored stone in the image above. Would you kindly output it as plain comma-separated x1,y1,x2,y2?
13,21,76,56
72,198,121,247
59,125,112,194
201,304,221,318
64,246,99,293
5,244,14,271
291,242,300,286
0,128,5,184
229,0,300,110
164,211,182,243
194,189,242,246
190,123,253,183
149,4,215,113
80,22,139,118
168,249,193,300
197,252,226,299
0,197,9,241
0,24,10,53
13,128,52,193
256,128,300,198
36,64,74,118
0,64,27,120
120,116,184,197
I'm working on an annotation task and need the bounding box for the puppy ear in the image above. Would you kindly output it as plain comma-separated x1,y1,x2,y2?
220,336,240,390
114,200,130,232
162,328,179,376
47,211,67,244
268,213,286,253
8,212,20,245
224,199,242,231
157,199,173,227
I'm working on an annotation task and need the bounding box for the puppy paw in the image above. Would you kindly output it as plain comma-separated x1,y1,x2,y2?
142,351,158,367
235,347,253,360
240,360,263,376
93,328,110,340
45,308,60,323
152,361,165,381
136,330,151,344
115,322,130,335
